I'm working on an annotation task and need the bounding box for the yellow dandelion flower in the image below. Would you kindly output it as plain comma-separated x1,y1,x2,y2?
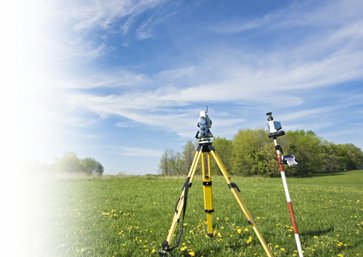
237,229,242,233
189,251,195,256
244,228,248,232
246,236,253,244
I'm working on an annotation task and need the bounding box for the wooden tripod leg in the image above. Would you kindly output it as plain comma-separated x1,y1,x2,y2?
162,150,202,252
210,150,273,257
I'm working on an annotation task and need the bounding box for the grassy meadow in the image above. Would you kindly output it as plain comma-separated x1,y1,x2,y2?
24,170,362,256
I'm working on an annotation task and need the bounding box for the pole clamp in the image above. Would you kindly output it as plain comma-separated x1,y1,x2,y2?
275,145,283,154
203,181,212,186
228,182,240,192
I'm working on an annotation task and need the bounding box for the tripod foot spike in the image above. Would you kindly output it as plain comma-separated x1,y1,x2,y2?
207,233,213,238
158,251,168,257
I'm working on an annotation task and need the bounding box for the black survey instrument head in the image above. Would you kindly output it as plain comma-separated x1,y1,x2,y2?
195,107,213,142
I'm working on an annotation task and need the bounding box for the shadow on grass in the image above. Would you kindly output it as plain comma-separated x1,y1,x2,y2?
304,170,347,178
300,227,335,237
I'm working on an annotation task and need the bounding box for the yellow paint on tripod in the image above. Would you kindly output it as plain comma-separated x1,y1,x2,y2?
161,146,273,257
165,151,201,245
202,152,213,235
210,150,273,257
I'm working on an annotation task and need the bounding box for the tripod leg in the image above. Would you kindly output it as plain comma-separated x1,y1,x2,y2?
202,152,214,237
160,150,202,255
210,150,273,257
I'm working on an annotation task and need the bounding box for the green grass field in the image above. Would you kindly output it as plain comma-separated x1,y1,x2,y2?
26,170,362,256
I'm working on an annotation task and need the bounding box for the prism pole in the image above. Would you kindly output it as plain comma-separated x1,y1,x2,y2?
273,137,304,257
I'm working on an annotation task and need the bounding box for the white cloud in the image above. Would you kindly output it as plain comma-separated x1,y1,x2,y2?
26,111,98,127
83,134,103,138
0,129,55,135
70,145,163,157
117,146,163,157
11,0,362,144
2,70,151,92
213,0,363,33
68,0,166,31
136,17,154,40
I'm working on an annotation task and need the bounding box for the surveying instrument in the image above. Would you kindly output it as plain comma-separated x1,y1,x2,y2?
266,112,303,257
158,109,273,257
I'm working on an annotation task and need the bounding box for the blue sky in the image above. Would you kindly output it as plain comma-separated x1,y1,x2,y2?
3,0,363,175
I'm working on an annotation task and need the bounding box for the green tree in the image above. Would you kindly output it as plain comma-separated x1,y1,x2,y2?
282,130,325,176
230,128,277,176
54,152,85,173
340,143,363,170
80,157,104,175
321,141,341,171
182,141,196,175
158,149,184,175
210,137,233,175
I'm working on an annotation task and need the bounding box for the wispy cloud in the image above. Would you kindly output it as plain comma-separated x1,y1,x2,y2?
26,111,97,127
83,134,103,138
2,70,151,92
68,0,166,31
0,129,56,135
72,145,163,157
117,147,163,157
212,0,363,33
0,0,164,60
23,0,363,145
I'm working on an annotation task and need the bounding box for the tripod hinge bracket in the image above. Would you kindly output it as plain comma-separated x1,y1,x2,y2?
205,209,214,213
247,220,252,225
228,182,240,192
197,143,216,152
203,181,212,186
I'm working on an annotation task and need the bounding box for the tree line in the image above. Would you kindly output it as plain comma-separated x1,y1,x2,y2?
23,152,104,176
158,128,363,177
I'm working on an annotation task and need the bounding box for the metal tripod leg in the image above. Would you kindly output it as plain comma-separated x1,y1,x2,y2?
210,150,273,257
160,150,202,255
202,152,214,237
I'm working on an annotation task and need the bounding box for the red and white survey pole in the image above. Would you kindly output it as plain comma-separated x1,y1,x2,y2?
273,138,304,257
266,112,303,257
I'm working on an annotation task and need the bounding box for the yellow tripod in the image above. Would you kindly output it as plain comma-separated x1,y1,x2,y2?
158,141,273,257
